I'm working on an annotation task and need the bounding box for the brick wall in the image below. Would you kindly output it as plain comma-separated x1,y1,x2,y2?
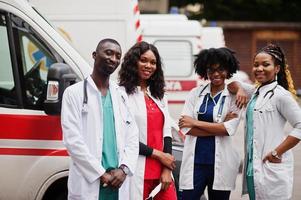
223,28,301,92
224,30,253,78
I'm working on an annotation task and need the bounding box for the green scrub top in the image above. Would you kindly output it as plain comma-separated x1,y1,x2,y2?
99,90,119,200
246,95,257,200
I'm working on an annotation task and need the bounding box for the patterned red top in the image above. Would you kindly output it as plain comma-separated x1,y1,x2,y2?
144,96,164,179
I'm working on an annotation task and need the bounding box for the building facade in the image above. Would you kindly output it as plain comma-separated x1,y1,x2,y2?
220,21,301,93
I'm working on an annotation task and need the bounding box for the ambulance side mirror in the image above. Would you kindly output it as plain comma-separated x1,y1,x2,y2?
44,63,77,115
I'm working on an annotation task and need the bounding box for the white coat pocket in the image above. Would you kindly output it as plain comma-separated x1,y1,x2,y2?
262,162,292,199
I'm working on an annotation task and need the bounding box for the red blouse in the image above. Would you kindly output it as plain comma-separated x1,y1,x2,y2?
144,96,164,179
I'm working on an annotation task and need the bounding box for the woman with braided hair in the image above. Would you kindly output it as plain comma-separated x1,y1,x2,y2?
237,43,301,200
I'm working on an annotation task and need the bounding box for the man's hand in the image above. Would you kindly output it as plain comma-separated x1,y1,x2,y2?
160,168,173,191
178,115,197,129
152,149,176,170
100,172,112,187
109,168,126,188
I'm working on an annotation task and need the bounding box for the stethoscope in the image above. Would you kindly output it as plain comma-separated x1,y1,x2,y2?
250,81,278,112
81,78,88,113
254,80,278,99
81,78,130,124
197,83,226,123
263,84,278,99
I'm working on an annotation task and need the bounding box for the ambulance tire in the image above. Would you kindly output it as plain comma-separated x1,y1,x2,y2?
42,177,68,200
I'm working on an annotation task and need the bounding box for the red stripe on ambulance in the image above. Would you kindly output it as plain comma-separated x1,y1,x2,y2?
0,148,68,156
0,114,62,140
168,100,185,104
165,80,197,91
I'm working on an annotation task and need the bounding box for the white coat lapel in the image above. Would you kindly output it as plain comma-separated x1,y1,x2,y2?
132,90,147,143
254,82,277,110
110,81,121,153
148,94,165,113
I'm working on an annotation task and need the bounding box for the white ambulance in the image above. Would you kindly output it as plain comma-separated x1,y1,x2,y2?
140,18,229,120
29,0,142,68
0,0,91,199
200,27,225,49
140,15,203,119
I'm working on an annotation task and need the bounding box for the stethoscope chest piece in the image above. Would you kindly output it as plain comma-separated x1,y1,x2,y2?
82,78,89,113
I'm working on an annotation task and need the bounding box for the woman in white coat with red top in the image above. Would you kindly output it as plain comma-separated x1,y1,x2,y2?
118,41,177,200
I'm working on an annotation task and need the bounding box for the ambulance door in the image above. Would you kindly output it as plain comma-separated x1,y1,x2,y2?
0,11,69,200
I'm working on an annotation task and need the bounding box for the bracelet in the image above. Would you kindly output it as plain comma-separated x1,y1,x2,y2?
119,164,130,175
271,150,281,159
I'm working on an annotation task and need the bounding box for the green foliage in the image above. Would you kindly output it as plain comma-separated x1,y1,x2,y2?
169,0,301,22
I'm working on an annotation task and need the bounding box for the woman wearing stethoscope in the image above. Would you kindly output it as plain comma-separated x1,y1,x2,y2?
178,48,243,200
239,44,301,200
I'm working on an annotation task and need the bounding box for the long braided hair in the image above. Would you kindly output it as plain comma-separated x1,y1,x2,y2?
257,43,297,97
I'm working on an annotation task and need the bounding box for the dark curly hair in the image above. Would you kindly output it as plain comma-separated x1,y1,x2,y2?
194,47,240,80
118,41,165,100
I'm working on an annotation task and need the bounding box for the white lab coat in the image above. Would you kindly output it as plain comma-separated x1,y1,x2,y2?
122,87,172,200
179,83,241,191
61,76,139,200
241,81,301,199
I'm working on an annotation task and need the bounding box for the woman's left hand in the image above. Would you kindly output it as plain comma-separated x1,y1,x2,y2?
235,87,248,109
178,115,196,129
224,112,238,121
263,152,282,163
160,168,173,191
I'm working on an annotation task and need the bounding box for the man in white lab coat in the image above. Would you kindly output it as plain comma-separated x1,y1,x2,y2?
61,38,139,200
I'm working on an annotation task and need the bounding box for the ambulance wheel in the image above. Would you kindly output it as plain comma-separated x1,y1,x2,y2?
42,177,68,200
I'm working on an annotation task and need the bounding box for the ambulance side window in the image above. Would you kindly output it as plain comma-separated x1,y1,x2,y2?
154,40,193,77
0,14,17,106
10,14,62,110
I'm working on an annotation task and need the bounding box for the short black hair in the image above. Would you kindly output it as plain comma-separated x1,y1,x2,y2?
96,38,120,51
194,47,240,80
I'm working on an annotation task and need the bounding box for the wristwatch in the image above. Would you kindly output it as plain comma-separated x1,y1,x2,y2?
271,150,281,159
119,164,130,175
